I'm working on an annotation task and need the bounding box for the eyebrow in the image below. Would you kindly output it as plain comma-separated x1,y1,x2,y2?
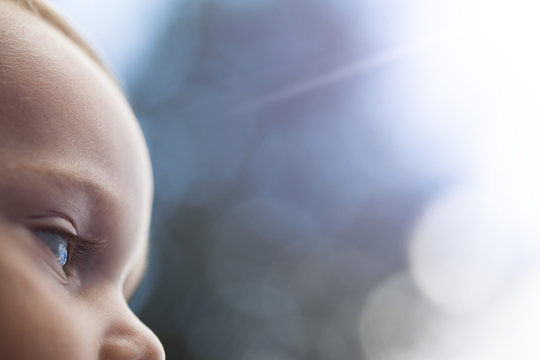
0,161,149,297
2,161,118,203
1,162,118,227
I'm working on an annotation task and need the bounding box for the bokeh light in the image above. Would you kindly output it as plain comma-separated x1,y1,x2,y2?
409,186,517,313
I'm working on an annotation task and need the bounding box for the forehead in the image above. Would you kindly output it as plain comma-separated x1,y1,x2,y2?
0,3,153,293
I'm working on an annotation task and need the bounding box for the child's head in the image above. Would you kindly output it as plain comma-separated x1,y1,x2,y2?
0,0,164,358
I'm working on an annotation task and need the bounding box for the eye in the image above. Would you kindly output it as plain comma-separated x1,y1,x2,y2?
34,229,70,267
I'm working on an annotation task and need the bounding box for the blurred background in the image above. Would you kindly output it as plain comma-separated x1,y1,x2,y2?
49,0,540,358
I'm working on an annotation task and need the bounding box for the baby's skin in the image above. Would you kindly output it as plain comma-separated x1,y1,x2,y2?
0,2,164,359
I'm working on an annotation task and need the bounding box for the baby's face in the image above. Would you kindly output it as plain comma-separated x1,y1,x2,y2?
0,3,164,359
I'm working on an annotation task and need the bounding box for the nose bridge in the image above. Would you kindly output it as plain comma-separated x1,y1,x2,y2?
99,296,164,360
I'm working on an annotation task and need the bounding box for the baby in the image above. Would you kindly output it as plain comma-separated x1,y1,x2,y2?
0,0,165,358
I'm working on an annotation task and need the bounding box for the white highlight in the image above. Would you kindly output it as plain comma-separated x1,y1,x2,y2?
364,0,540,358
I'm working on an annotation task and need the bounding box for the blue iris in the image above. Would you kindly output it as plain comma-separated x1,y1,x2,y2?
35,230,69,267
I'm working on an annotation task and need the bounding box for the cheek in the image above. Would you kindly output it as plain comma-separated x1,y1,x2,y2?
0,228,98,359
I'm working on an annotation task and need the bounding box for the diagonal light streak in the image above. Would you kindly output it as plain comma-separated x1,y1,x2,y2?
235,36,438,114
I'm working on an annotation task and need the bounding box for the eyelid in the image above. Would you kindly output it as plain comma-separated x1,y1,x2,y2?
28,214,77,236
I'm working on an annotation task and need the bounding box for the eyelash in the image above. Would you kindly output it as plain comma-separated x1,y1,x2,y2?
69,232,106,263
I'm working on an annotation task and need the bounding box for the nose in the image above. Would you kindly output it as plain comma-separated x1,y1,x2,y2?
98,302,165,360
